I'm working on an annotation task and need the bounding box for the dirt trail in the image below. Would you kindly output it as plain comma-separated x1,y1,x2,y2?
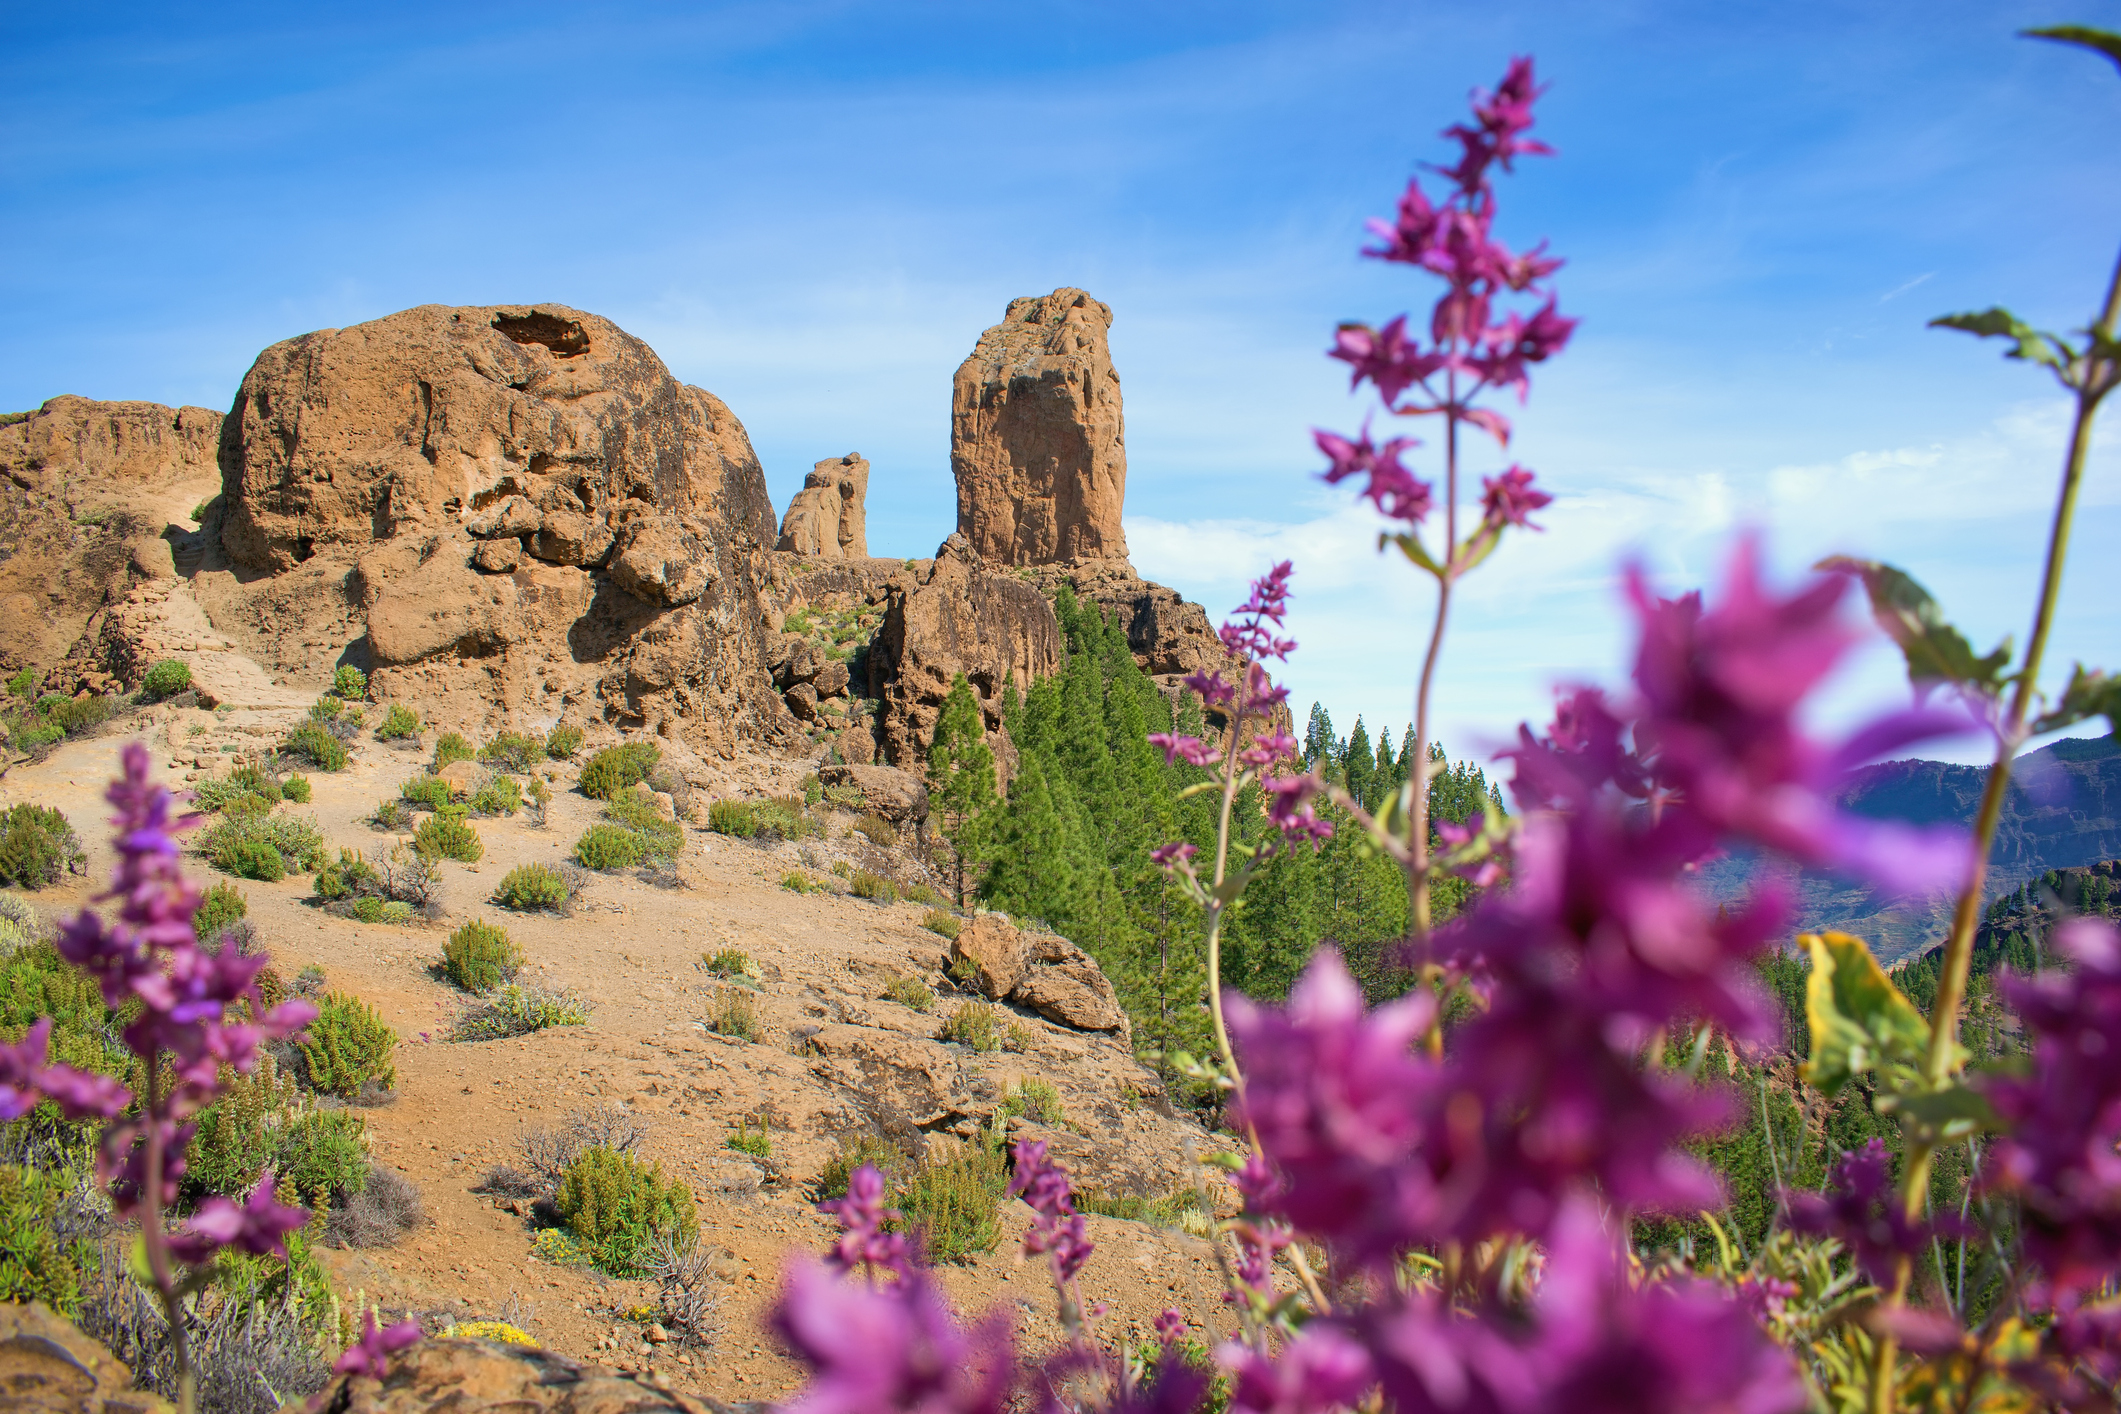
1,710,1240,1401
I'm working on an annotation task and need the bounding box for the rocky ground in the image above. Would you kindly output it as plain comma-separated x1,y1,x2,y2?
1,709,1242,1407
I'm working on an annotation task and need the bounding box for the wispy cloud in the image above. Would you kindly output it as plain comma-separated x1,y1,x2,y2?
1879,271,1937,303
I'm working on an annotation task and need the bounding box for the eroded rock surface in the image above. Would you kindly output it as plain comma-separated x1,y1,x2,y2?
292,1339,716,1414
777,454,869,559
0,1300,173,1414
952,289,1128,567
949,915,1126,1034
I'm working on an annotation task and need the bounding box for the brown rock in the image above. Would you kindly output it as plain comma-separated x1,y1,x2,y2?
608,516,714,608
816,762,929,828
811,660,850,698
0,1299,173,1414
950,914,1029,999
286,1337,717,1414
530,508,614,567
1006,931,1127,1033
435,760,482,798
472,538,521,574
785,681,819,721
952,288,1129,567
777,454,869,559
466,495,540,539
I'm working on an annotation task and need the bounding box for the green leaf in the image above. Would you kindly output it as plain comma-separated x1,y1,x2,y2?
1385,532,1445,578
1876,1081,1999,1144
1815,557,2013,695
1928,307,2066,369
2022,25,2121,75
2033,664,2121,738
1801,931,1934,1096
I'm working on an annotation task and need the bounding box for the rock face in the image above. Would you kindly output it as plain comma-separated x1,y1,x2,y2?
947,914,1127,1034
777,453,869,559
817,762,929,833
0,396,224,684
0,1299,173,1414
201,303,796,754
290,1338,716,1413
952,289,1129,567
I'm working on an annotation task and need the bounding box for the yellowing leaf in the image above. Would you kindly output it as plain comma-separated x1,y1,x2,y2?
1801,931,1932,1095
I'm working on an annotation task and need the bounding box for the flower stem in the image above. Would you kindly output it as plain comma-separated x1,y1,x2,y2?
1406,383,1463,941
141,1061,196,1414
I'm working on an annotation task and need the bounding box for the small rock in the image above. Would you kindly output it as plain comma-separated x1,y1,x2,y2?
811,659,851,698
472,538,522,573
647,1323,669,1344
785,681,819,721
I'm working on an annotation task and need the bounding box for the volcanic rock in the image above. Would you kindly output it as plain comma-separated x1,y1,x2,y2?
949,914,1030,999
286,1337,718,1413
777,453,870,559
472,538,521,574
1015,932,1128,1034
785,680,819,721
817,762,930,830
0,1299,173,1414
952,288,1129,567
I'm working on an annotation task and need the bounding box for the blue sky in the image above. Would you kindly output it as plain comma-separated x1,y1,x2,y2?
5,1,2117,765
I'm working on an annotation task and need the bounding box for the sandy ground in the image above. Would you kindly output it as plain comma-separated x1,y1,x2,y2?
1,710,1243,1402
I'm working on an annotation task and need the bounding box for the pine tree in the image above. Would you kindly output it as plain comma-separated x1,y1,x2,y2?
1303,703,1337,772
927,673,997,907
1344,718,1376,812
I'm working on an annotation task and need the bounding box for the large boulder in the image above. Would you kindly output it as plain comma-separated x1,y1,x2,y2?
777,453,869,559
1014,931,1128,1034
952,289,1129,567
817,762,929,830
287,1337,716,1413
949,914,1029,999
0,1300,173,1414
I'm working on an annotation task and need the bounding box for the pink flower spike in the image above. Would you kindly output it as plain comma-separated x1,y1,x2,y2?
1150,841,1198,870
1481,466,1553,530
333,1311,423,1380
1316,428,1433,526
169,1173,312,1263
1147,733,1218,768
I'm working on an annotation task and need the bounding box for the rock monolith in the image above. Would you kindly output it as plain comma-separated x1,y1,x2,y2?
777,453,869,559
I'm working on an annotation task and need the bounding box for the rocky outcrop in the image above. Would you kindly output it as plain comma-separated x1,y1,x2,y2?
870,534,1061,766
289,1337,717,1413
952,289,1128,567
198,304,797,755
777,454,869,559
948,914,1126,1034
0,1299,173,1414
817,763,928,833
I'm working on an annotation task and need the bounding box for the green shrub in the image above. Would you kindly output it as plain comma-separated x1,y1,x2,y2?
298,993,397,1098
725,1118,772,1160
314,848,380,902
573,824,642,871
413,811,483,863
280,774,312,804
938,1002,1028,1054
904,882,945,908
707,798,758,837
703,949,753,979
432,732,475,770
222,791,277,822
372,798,412,831
399,775,453,811
854,813,898,847
554,1145,697,1276
921,910,961,940
330,665,368,701
375,704,421,741
214,837,284,882
347,897,415,925
469,776,522,817
830,860,852,878
479,732,545,774
237,764,284,802
1076,1186,1210,1231
883,975,934,1012
193,882,248,945
0,897,36,954
451,983,591,1041
849,869,898,905
138,658,193,702
0,943,125,1143
801,773,823,806
494,863,569,912
186,1052,303,1197
283,721,349,771
706,985,759,1041
815,1134,909,1201
443,920,522,993
0,1164,87,1315
309,696,344,723
5,667,36,700
602,792,683,861
276,1109,372,1208
192,775,249,812
578,742,660,800
998,1077,1064,1126
200,812,325,880
41,694,115,737
0,805,83,888
780,870,822,894
544,723,583,759
895,1142,1007,1264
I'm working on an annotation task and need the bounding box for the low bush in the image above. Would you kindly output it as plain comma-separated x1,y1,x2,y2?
0,804,84,888
469,775,522,816
230,763,283,799
280,774,311,804
904,881,945,907
0,1163,87,1314
603,791,683,859
853,812,898,847
524,774,552,828
830,860,852,878
442,920,521,993
308,696,344,723
801,773,823,806
895,1141,1008,1264
544,723,583,759
371,798,412,831
452,983,591,1041
815,1134,911,1201
705,985,760,1042
297,993,397,1098
213,837,284,882
921,909,961,940
849,869,898,905
883,975,934,1012
313,848,381,903
275,1109,373,1210
193,882,248,945
780,870,822,894
324,1164,425,1249
222,791,276,822
494,863,570,911
375,704,421,741
707,798,757,837
432,732,476,769
345,897,415,925
1075,1186,1211,1233
330,665,368,701
39,693,116,738
703,948,754,979
555,1145,697,1276
138,659,193,703
578,742,660,800
573,823,642,871
938,1002,1029,1054
479,732,544,774
282,721,349,771
998,1077,1064,1126
399,775,453,811
6,666,38,699
0,895,37,953
725,1118,772,1160
200,812,325,880
413,810,483,864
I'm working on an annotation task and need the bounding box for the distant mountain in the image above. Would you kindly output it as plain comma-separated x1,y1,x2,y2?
1696,733,2121,963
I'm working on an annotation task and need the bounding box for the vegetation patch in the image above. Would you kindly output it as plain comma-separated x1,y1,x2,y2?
442,920,522,993
399,775,453,811
705,985,760,1042
138,659,193,703
883,975,934,1012
494,863,570,912
452,983,591,1041
432,732,476,769
469,775,522,817
938,1002,1029,1054
544,723,583,759
297,993,397,1099
920,909,961,940
282,721,350,771
554,1145,697,1276
374,704,421,741
479,732,546,774
853,812,898,847
725,1118,772,1160
849,869,898,905
573,823,642,871
893,1141,1008,1264
412,809,483,863
193,882,248,947
0,804,84,888
579,742,660,800
330,665,368,701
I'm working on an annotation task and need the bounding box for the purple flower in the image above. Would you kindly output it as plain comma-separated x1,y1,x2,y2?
1437,56,1556,194
1356,1290,1543,1414
1316,428,1432,525
1237,732,1299,770
0,1018,131,1122
1983,917,2121,1296
817,1162,912,1279
1148,733,1219,768
168,1172,312,1264
774,1257,1014,1414
1222,1325,1374,1414
1010,1139,1094,1284
1330,316,1446,406
1479,466,1552,529
1150,841,1198,870
1784,1139,1964,1288
1262,774,1333,848
333,1310,423,1379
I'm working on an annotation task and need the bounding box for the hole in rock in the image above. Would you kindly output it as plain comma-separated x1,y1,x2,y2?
492,311,590,358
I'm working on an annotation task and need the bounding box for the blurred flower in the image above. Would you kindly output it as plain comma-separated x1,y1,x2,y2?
168,1172,311,1264
819,1162,911,1279
1479,466,1553,529
334,1311,423,1380
1223,1325,1373,1414
1784,1139,1963,1288
775,1258,1014,1414
1011,1139,1094,1284
1316,428,1432,525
